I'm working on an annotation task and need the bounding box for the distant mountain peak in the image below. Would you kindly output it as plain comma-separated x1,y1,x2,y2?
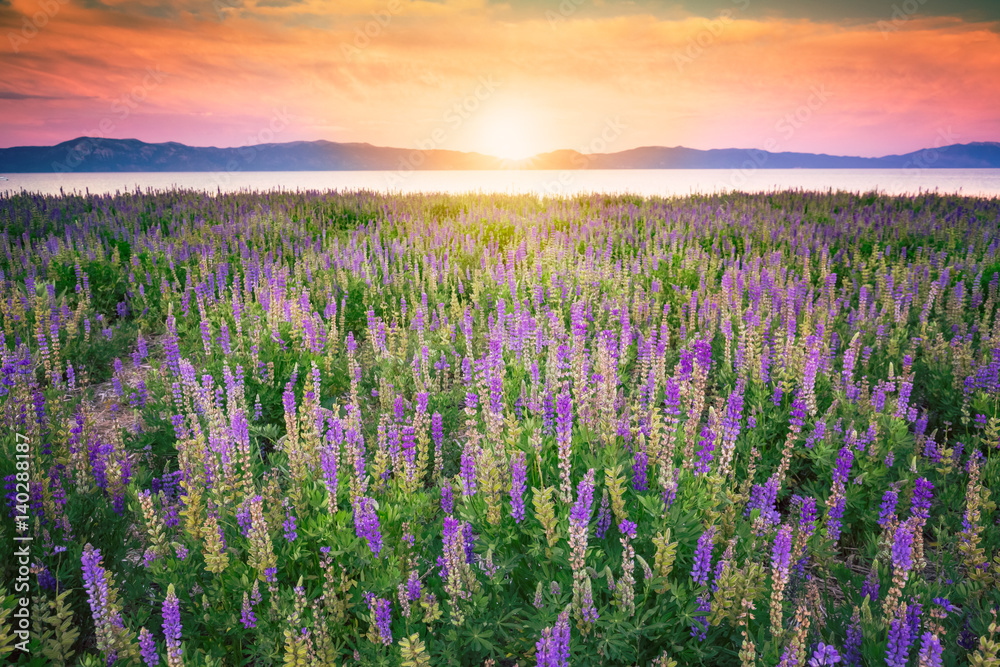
2,137,999,173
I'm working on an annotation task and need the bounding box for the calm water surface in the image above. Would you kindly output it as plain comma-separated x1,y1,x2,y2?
2,169,1000,197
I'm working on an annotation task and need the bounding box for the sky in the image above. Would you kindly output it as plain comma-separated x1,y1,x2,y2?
0,0,998,158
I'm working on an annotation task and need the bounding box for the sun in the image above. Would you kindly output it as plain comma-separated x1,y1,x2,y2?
473,103,543,162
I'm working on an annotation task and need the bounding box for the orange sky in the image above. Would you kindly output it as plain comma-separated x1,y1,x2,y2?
1,0,998,156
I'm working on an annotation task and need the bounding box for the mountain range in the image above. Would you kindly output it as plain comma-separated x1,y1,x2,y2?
2,137,1000,172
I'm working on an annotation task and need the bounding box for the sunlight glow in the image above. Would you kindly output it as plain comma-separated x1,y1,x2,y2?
472,103,544,161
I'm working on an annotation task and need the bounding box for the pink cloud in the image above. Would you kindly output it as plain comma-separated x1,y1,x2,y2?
0,1,996,156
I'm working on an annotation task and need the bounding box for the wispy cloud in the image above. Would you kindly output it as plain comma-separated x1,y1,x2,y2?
0,0,997,154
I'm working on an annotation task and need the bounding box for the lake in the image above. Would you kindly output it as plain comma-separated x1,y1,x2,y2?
2,169,1000,198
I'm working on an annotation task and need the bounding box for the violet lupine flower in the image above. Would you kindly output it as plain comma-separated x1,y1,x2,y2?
662,467,681,509
694,425,716,475
353,496,383,556
283,504,298,542
691,593,710,641
771,525,793,574
886,614,913,667
632,450,649,491
81,543,125,659
439,517,476,600
910,478,934,520
460,448,477,497
844,611,863,666
833,446,854,485
789,392,807,431
321,444,338,508
891,522,914,572
406,571,422,601
691,526,717,586
619,520,637,539
878,490,899,527
826,446,854,541
808,643,841,666
861,567,880,602
918,632,943,667
432,411,444,451
162,584,182,667
510,450,527,523
368,596,393,645
401,425,417,466
569,470,595,527
441,485,454,514
236,495,259,537
793,495,818,537
719,381,744,466
747,474,781,525
240,592,257,629
139,627,158,666
535,611,571,667
595,492,612,539
555,387,574,497
693,337,712,372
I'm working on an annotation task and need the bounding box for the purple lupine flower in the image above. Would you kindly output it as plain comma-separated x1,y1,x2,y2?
793,495,818,536
555,387,573,440
719,381,744,461
81,543,125,659
886,614,913,667
353,496,383,556
878,490,899,527
906,600,923,642
569,470,595,527
432,411,444,450
833,446,854,485
595,492,612,539
460,448,477,497
321,444,338,507
368,596,392,645
406,571,422,601
808,643,841,666
139,627,158,666
861,567,880,602
510,450,527,523
662,467,680,509
536,611,571,667
747,474,781,525
694,424,715,475
789,391,807,430
910,478,933,520
236,495,260,537
691,526,716,586
283,504,298,542
771,525,793,574
691,593,710,641
844,611,863,666
441,484,454,515
891,522,913,572
932,597,958,614
240,593,257,629
631,450,648,492
693,337,712,371
918,632,943,667
618,520,637,539
162,584,182,666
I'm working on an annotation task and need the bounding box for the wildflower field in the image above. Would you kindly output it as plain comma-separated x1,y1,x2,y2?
2,188,1000,667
